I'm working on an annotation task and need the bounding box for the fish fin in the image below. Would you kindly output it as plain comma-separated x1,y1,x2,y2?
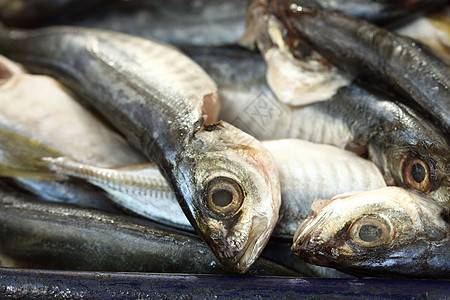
0,127,68,180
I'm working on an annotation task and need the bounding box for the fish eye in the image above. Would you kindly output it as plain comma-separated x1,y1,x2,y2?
204,176,244,218
402,156,432,192
349,216,392,248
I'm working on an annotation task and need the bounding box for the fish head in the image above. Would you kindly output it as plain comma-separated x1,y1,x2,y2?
368,101,450,206
177,121,281,273
292,187,449,277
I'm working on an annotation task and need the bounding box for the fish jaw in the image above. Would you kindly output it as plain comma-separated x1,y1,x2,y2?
177,121,281,273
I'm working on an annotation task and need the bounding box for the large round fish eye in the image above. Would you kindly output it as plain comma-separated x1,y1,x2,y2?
349,216,392,248
402,156,432,192
204,177,244,218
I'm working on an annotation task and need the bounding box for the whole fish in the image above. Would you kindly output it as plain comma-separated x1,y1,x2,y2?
184,47,450,206
292,187,450,279
0,187,299,277
0,26,281,273
63,0,249,47
262,0,450,133
0,55,147,210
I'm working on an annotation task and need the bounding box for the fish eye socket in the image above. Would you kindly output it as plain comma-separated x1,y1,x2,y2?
402,156,432,193
204,176,244,218
349,216,392,248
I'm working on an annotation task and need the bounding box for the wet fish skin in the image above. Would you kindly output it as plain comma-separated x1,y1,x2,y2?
268,1,450,133
0,26,281,274
185,47,449,205
0,188,299,277
42,139,385,239
64,0,249,47
292,187,450,279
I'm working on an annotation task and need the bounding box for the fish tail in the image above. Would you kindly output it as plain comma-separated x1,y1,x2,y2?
0,128,68,180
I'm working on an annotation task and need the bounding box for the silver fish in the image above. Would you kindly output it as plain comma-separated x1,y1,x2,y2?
265,0,450,133
35,139,384,239
185,47,450,206
292,187,450,279
0,186,299,277
0,26,281,273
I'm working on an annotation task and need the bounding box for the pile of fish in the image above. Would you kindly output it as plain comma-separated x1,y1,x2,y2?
0,0,448,280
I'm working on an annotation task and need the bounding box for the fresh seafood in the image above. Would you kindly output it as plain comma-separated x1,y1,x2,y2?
0,55,146,210
65,0,249,47
0,186,299,276
185,47,450,206
292,187,450,279
0,0,106,27
0,26,281,273
0,127,386,238
263,1,450,133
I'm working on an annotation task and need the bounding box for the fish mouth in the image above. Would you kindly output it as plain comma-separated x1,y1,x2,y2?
232,215,271,273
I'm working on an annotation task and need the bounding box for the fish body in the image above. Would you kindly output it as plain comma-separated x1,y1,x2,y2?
186,47,450,205
41,139,385,238
292,187,450,279
0,187,298,277
267,1,450,133
0,26,281,273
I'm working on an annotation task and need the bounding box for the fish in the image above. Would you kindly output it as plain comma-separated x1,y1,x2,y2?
292,187,450,279
0,186,299,277
0,26,281,273
0,125,386,239
264,0,450,133
0,54,147,210
62,0,249,47
184,47,450,206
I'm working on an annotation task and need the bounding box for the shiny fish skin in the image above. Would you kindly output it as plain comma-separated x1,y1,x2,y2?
44,139,385,239
0,26,281,273
185,47,450,206
0,188,299,277
292,187,450,279
64,0,249,47
269,1,450,133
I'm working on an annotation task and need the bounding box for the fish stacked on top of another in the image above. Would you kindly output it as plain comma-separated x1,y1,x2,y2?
239,0,449,278
0,0,448,279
